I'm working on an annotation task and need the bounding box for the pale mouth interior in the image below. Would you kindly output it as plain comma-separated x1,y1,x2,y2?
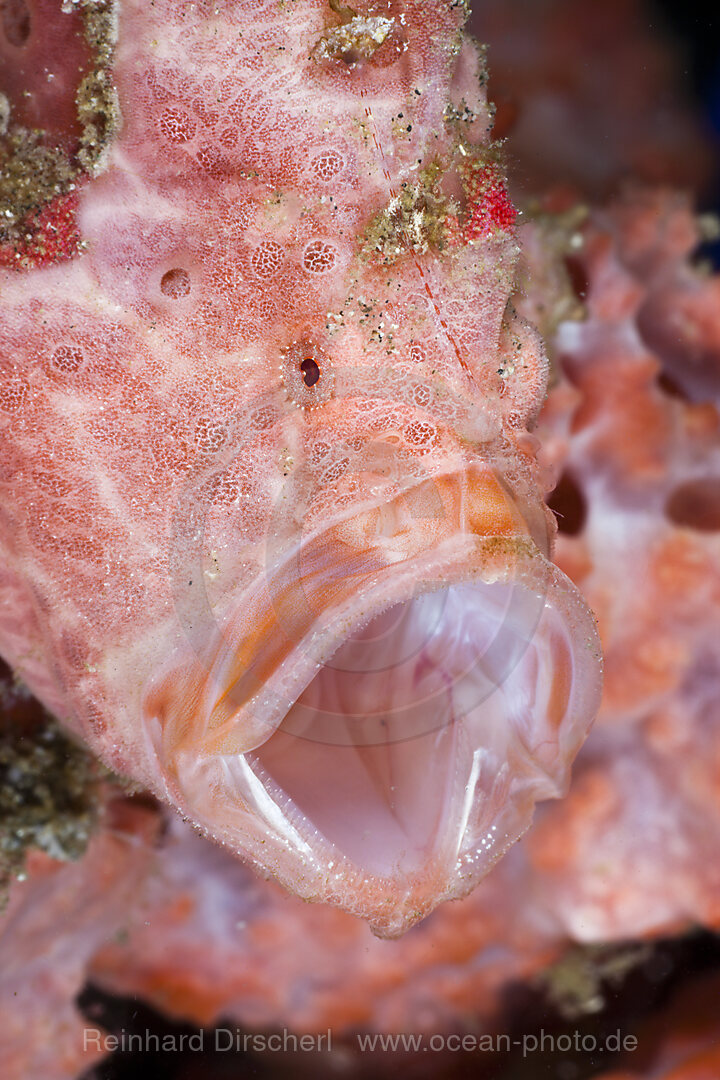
250,581,549,879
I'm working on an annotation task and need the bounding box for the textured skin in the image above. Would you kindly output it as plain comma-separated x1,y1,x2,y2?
0,0,600,934
72,194,720,1033
0,188,718,1080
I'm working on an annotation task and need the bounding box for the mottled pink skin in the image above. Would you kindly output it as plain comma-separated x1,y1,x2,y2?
0,1,716,1070
85,194,720,1030
0,189,718,1079
0,0,600,934
82,193,720,1006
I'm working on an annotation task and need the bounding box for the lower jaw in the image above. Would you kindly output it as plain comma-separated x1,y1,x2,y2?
148,470,602,937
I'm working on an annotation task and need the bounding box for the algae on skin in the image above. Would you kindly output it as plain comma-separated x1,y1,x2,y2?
362,163,455,263
313,0,395,66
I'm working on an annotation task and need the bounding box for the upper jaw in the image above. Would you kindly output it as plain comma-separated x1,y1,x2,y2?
145,468,601,936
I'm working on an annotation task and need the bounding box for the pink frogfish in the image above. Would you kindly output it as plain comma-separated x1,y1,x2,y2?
0,0,601,935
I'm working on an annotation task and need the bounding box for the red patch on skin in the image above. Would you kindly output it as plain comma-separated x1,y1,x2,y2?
0,191,82,271
461,162,516,241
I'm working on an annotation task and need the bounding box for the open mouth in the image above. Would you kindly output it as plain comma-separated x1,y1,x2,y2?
153,518,601,936
147,465,602,936
250,581,554,881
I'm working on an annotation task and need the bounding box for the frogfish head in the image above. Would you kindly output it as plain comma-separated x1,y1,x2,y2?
0,0,601,936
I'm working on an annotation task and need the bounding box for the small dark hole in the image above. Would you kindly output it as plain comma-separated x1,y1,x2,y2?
563,254,590,301
300,357,320,387
547,470,587,536
1,0,31,46
160,267,191,298
666,477,720,532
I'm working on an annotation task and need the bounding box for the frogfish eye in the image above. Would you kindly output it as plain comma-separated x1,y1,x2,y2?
281,337,334,408
300,357,321,387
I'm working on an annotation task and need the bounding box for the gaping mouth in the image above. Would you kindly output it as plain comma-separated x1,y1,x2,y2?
251,581,559,881
149,473,601,937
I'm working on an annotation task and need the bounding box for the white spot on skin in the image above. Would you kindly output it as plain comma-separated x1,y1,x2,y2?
314,15,395,63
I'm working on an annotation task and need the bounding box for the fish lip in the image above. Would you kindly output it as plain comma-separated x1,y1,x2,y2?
147,472,602,936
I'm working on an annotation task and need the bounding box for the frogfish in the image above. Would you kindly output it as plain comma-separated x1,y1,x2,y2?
0,0,601,935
